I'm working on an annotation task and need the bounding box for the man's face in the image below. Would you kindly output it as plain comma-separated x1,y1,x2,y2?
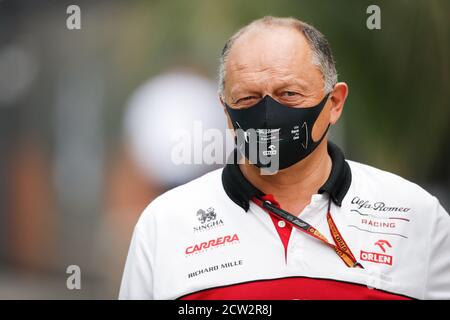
222,25,334,142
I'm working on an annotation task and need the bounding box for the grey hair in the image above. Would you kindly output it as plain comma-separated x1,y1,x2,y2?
218,16,338,97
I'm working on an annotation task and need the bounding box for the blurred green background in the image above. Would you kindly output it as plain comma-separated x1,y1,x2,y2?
0,0,448,299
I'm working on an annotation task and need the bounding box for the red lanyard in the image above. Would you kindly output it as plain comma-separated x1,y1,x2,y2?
253,195,364,269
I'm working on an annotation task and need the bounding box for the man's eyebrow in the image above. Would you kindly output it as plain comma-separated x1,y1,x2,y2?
276,77,310,91
227,69,312,97
229,81,260,97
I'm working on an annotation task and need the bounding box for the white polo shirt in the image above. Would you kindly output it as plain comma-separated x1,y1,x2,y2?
119,142,450,300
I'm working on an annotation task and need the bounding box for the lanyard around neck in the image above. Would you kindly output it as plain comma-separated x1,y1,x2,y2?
253,195,364,269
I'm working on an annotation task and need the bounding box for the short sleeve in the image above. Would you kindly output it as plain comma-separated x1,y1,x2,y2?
118,215,155,299
424,198,450,299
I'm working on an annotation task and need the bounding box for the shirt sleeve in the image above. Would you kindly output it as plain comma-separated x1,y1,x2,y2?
424,198,450,299
118,220,155,300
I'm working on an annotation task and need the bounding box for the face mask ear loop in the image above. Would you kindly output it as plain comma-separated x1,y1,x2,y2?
323,91,331,104
311,92,332,144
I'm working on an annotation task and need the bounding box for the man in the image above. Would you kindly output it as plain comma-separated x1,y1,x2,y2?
119,16,450,300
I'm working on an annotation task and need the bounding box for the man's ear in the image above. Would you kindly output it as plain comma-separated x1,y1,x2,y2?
219,95,228,115
219,95,225,108
329,82,348,125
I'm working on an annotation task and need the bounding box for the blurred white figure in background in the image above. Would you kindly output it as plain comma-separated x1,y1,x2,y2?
123,69,227,188
101,69,228,297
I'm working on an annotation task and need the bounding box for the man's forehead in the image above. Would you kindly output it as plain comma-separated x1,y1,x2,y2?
227,25,312,69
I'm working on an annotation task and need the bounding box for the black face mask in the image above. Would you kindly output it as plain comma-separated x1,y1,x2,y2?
225,93,330,171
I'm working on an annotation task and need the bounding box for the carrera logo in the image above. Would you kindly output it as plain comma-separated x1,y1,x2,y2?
185,234,239,255
360,240,393,266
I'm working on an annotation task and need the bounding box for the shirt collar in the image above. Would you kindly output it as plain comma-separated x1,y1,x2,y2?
221,141,352,212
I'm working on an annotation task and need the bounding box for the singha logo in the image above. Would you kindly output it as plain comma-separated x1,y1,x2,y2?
197,207,217,224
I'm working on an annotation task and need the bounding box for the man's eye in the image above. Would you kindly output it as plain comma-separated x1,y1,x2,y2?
236,96,257,104
281,91,298,97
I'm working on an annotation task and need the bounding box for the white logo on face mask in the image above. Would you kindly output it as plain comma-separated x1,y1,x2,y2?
263,144,277,156
255,128,280,141
292,122,309,149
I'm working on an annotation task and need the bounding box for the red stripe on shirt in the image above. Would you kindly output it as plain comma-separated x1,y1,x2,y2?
179,277,412,300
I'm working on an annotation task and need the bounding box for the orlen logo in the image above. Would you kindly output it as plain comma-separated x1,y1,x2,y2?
360,240,393,266
374,239,392,253
185,234,239,256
